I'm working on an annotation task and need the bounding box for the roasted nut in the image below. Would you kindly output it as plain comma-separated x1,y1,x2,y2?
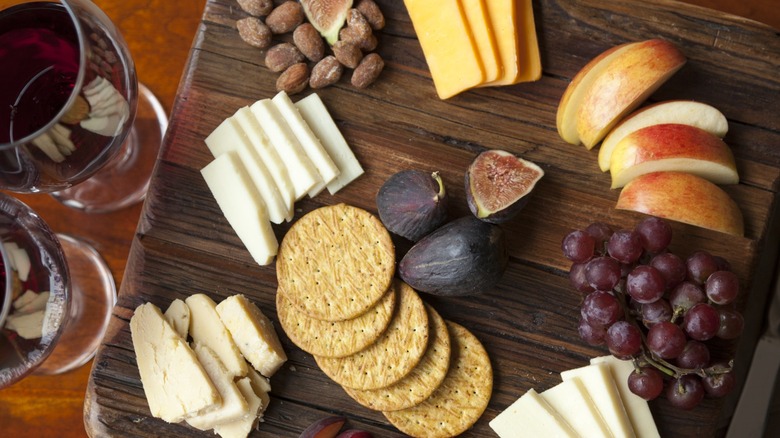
236,17,272,49
347,9,373,40
310,56,344,89
277,62,310,94
339,26,377,52
332,40,363,69
265,42,306,72
265,1,304,34
351,53,384,89
293,23,325,62
355,0,385,30
237,0,273,16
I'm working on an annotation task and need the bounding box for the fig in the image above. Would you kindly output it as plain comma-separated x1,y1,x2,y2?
376,170,449,241
300,415,346,438
465,149,544,223
399,216,508,296
300,0,353,45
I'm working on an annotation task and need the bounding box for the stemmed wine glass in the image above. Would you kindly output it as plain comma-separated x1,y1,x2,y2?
0,0,167,379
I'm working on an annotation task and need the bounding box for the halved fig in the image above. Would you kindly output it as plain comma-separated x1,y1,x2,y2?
465,149,544,223
300,0,353,45
399,216,508,296
376,170,449,241
300,416,347,438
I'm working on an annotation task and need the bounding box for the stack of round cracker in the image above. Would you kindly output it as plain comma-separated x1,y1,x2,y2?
276,204,493,438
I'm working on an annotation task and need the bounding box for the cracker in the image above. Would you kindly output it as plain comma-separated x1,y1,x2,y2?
276,204,395,321
315,281,429,390
383,321,493,438
276,283,396,358
343,303,451,411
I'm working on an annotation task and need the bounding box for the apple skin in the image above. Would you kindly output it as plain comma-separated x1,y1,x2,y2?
556,43,632,145
609,124,738,189
598,100,729,172
575,39,687,149
616,171,744,237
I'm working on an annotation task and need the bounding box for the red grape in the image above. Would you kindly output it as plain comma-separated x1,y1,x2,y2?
666,375,705,410
702,363,735,398
683,303,720,341
562,230,596,263
675,340,710,369
647,321,687,359
705,271,740,305
650,252,687,289
628,366,665,401
634,217,672,254
686,251,719,284
585,256,622,291
606,321,642,356
641,299,673,328
578,317,607,346
585,222,613,251
607,229,644,264
581,291,623,327
669,281,706,313
569,262,595,294
717,307,745,340
626,265,666,304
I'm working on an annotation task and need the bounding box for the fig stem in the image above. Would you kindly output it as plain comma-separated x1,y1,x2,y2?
431,171,445,199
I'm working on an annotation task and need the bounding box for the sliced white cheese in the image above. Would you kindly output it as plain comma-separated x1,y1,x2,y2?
540,377,611,438
9,244,30,281
294,93,364,195
489,388,579,438
16,291,50,314
213,376,266,438
3,242,19,270
216,294,287,377
205,117,289,224
591,355,661,438
185,293,248,378
13,289,39,310
4,309,44,339
201,151,278,266
271,91,340,197
561,362,636,438
129,303,219,423
250,99,321,199
232,106,295,220
246,367,272,409
164,298,190,340
186,344,249,430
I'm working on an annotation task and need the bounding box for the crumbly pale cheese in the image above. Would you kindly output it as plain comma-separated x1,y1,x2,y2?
591,355,661,438
201,151,278,266
540,377,611,438
186,344,250,431
294,94,364,194
185,294,248,378
216,294,287,378
489,388,579,437
129,303,219,423
213,375,267,438
561,362,637,438
163,298,190,340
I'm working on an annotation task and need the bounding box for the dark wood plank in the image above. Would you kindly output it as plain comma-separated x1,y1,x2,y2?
85,0,780,436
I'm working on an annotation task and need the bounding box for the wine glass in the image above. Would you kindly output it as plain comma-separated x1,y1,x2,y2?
0,193,114,386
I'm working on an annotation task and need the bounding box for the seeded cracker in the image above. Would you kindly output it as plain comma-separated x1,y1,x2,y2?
315,281,429,390
383,321,493,438
276,283,396,358
343,303,451,411
276,204,394,321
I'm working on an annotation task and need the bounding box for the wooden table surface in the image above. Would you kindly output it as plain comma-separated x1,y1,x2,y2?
0,0,777,437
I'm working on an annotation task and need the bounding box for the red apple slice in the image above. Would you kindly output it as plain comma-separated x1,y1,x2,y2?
609,124,738,189
556,43,633,145
598,100,728,172
616,172,744,236
576,39,687,149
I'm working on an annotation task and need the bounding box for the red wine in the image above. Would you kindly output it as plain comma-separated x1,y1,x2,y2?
0,2,135,193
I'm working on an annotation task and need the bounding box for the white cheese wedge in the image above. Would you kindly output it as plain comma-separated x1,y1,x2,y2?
561,362,636,438
294,93,364,195
591,356,661,438
201,151,278,266
213,376,266,438
540,377,611,438
4,309,44,339
232,106,295,220
16,291,50,314
490,388,579,438
205,117,289,224
185,294,248,378
216,294,287,377
271,91,340,197
246,367,272,409
164,298,190,340
129,303,219,423
186,344,249,430
250,99,321,200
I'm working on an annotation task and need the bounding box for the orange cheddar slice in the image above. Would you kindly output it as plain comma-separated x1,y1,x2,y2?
516,0,542,82
461,0,501,83
483,0,520,86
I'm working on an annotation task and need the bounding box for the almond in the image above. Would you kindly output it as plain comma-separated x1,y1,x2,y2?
339,26,377,52
277,63,310,94
265,42,306,73
293,23,325,62
332,40,363,69
237,0,273,17
310,56,344,89
236,17,272,49
346,9,372,41
351,53,384,89
265,1,304,34
355,0,384,30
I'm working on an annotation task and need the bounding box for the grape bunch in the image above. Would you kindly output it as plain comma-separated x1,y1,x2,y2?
562,217,743,410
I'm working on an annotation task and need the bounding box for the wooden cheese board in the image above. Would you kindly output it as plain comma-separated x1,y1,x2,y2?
84,0,780,436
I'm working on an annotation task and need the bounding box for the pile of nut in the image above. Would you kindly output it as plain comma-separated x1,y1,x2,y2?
235,0,386,94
